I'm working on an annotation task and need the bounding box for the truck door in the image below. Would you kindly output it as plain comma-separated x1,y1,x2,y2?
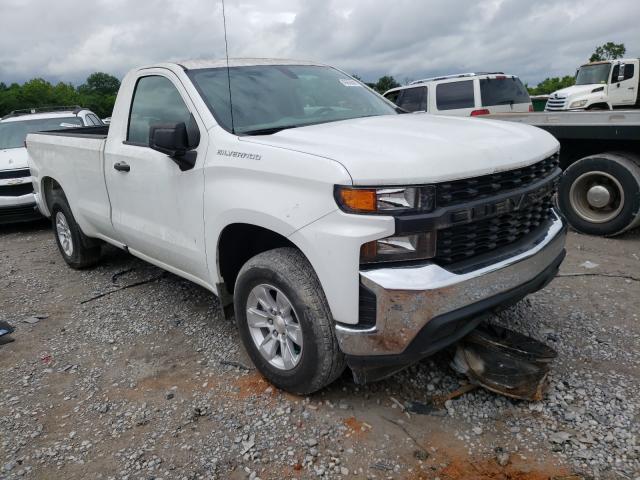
104,72,210,284
608,62,637,107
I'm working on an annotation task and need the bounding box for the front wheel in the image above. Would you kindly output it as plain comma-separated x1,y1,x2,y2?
234,248,345,394
558,153,640,236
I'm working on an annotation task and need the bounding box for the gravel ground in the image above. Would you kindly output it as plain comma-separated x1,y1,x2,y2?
0,220,639,480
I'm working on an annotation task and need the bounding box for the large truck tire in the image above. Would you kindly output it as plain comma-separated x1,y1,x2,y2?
558,153,640,236
50,192,102,269
234,247,346,394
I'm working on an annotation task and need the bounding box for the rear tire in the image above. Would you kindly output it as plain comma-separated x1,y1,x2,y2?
558,153,640,236
50,192,102,269
234,247,346,394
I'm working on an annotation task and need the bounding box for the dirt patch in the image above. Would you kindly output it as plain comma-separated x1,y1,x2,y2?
343,416,371,439
230,371,272,399
437,458,570,480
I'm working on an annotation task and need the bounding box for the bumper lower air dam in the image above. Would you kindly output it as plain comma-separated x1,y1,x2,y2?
0,202,41,225
336,213,567,383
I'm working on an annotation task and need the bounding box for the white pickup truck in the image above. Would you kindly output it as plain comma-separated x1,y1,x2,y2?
27,59,567,393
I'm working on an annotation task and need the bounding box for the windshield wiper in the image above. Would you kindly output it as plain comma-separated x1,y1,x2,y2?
241,125,299,136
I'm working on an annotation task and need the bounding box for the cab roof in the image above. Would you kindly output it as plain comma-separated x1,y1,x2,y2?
581,58,638,67
148,58,325,72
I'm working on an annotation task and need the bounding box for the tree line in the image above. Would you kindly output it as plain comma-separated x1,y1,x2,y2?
0,72,120,119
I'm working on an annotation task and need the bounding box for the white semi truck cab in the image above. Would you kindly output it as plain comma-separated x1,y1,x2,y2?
26,59,567,393
546,58,640,111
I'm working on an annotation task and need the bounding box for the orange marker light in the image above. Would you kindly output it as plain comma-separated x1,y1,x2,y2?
337,188,377,213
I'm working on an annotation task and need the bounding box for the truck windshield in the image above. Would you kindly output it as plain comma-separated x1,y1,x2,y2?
575,64,611,85
0,117,83,149
188,65,397,135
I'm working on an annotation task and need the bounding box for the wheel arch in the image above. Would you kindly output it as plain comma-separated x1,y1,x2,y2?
216,222,312,302
586,102,611,111
40,176,66,217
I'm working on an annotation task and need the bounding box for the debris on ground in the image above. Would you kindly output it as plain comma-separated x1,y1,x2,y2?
452,323,557,401
579,260,599,269
0,320,15,345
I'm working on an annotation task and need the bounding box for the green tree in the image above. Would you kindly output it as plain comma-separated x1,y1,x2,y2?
76,72,121,118
373,75,400,94
78,72,121,96
0,72,120,118
528,76,576,95
589,42,626,62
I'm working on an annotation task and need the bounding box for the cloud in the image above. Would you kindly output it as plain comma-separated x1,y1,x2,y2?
0,0,637,86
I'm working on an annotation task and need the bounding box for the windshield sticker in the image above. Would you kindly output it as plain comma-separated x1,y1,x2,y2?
339,78,362,87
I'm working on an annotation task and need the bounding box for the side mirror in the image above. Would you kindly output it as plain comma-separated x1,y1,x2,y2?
149,115,200,171
617,64,625,82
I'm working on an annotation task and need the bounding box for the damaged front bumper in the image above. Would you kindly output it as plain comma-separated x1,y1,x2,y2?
336,211,567,383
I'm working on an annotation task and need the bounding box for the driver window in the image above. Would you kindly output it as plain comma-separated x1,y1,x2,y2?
624,64,635,80
127,76,192,146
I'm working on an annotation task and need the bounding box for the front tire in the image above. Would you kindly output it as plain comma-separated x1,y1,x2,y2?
50,193,102,269
558,153,640,236
234,248,345,394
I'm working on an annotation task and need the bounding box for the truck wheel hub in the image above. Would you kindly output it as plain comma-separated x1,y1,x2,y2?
569,171,624,224
586,185,611,208
246,284,303,371
55,212,74,257
273,316,286,334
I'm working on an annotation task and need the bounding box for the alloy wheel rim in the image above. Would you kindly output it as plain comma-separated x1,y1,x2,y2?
569,171,624,224
246,284,303,371
55,212,74,257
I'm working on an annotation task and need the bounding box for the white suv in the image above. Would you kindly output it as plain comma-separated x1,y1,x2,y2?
383,72,533,116
0,106,103,224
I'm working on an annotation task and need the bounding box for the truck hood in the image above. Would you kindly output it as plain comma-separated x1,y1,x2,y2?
551,84,603,99
241,114,559,185
0,147,29,172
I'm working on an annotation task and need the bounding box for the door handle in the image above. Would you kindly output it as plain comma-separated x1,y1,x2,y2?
113,161,130,172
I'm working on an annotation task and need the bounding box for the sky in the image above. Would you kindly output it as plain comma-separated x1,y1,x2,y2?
0,0,638,87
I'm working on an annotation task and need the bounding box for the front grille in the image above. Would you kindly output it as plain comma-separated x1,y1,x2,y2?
0,183,34,197
436,155,559,207
435,196,554,265
0,168,31,180
545,98,566,110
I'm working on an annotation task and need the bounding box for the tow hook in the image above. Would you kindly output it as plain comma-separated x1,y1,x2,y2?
451,323,557,402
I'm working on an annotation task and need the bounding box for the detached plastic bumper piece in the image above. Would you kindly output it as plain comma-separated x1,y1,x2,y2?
452,323,557,401
0,320,15,345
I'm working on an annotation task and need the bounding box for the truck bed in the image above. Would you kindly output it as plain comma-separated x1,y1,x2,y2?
486,111,640,169
36,124,109,139
27,127,113,240
485,111,640,141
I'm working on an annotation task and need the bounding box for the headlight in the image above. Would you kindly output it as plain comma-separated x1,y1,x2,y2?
334,185,435,215
569,100,588,108
360,232,436,264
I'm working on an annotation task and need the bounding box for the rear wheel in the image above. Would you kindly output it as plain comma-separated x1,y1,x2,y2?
234,247,345,394
50,193,102,268
558,153,640,236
